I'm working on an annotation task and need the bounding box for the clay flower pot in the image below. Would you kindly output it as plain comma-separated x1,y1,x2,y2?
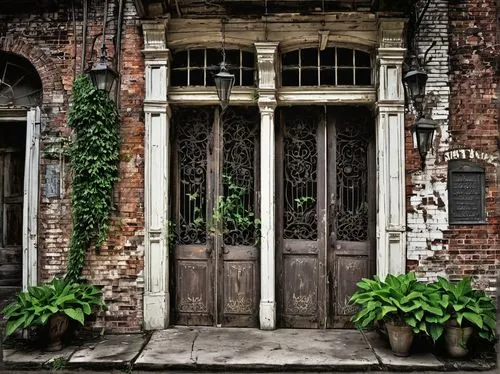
385,321,414,357
45,313,70,351
444,324,473,358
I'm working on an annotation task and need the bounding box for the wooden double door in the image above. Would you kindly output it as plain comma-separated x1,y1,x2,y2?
276,106,376,328
171,106,260,327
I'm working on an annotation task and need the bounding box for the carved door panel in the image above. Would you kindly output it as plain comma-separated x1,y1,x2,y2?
277,106,374,328
172,107,259,327
0,123,25,308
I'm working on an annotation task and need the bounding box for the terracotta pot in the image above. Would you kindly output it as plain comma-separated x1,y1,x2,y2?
385,321,414,357
444,324,473,358
45,313,70,352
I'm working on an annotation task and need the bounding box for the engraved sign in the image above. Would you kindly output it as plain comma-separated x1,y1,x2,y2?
449,162,485,224
45,164,60,198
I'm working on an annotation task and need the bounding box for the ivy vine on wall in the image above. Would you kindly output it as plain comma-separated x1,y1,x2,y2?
66,75,120,281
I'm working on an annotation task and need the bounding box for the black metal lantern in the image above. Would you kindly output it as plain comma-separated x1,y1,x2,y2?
412,117,438,169
403,67,428,116
214,62,235,111
89,51,119,94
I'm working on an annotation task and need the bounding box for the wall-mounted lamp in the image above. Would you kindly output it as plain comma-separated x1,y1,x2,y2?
214,19,235,111
412,116,438,170
403,66,428,117
88,0,119,96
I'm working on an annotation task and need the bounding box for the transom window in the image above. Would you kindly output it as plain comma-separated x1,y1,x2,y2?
281,47,372,86
171,48,256,87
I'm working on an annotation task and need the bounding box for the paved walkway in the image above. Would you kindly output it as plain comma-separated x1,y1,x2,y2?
1,327,496,372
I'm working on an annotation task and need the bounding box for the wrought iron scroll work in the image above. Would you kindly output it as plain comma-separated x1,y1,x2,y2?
335,114,369,241
222,107,259,246
176,108,211,245
283,109,318,240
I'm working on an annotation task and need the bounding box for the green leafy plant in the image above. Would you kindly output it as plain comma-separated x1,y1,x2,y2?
429,276,496,342
48,356,68,371
294,196,315,209
210,175,260,243
1,277,106,338
350,272,446,342
66,74,120,281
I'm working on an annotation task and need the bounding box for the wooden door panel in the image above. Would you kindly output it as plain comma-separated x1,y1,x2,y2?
222,246,258,326
175,245,214,325
282,254,318,327
4,203,22,246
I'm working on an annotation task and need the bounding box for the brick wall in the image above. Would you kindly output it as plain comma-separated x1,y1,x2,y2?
0,0,145,332
407,0,499,293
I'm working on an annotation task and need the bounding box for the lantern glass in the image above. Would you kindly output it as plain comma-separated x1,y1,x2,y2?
413,117,438,166
403,69,428,103
214,68,235,110
89,61,119,94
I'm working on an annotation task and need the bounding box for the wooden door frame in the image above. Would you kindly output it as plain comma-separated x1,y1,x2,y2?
0,107,40,291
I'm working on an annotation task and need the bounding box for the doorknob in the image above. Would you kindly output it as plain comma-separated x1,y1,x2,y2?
220,245,229,257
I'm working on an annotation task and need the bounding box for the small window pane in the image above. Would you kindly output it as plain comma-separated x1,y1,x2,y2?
190,69,204,85
320,48,335,66
207,48,220,69
355,50,371,67
242,70,254,86
355,69,371,85
242,51,254,67
225,50,240,69
173,51,188,68
301,68,318,85
337,48,353,67
320,68,335,85
283,50,299,66
282,69,299,86
229,69,240,86
337,68,354,85
206,71,215,86
171,69,187,86
190,49,204,68
301,48,318,67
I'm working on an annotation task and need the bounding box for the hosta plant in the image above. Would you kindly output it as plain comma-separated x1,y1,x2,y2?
1,277,105,338
429,276,496,342
350,272,446,343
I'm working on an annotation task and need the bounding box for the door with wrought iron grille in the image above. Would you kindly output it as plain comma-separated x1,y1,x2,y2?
276,106,375,328
171,106,260,327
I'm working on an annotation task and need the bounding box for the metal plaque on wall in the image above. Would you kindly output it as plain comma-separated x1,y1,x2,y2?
448,161,485,224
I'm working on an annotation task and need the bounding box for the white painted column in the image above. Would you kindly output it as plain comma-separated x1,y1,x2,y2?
255,42,279,330
142,21,171,330
22,106,40,289
376,19,407,277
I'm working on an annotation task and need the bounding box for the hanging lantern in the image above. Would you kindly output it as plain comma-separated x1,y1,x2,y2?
403,68,428,115
89,55,119,95
214,62,235,111
412,117,439,169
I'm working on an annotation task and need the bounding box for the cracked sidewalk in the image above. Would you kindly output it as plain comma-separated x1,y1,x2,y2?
1,327,497,372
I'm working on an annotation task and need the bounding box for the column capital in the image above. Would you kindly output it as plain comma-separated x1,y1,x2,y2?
143,49,171,62
142,20,168,51
255,42,279,91
377,18,407,49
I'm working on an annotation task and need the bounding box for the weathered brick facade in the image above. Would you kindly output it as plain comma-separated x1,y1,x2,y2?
0,1,145,332
407,0,499,293
0,0,498,332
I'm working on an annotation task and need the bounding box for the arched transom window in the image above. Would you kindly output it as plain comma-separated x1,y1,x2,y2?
0,52,42,107
171,48,256,87
281,47,372,86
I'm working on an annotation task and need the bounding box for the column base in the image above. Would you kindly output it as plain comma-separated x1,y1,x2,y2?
143,292,169,330
259,300,276,330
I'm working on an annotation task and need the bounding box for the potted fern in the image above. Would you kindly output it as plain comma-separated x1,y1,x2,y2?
350,272,444,356
429,276,496,357
1,277,105,351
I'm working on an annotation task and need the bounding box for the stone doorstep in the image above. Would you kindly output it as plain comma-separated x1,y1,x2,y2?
1,328,497,372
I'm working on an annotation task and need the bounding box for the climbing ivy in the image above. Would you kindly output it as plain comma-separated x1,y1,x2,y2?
66,75,120,281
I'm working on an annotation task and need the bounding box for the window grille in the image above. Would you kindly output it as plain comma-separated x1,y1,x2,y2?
171,48,256,87
281,47,372,86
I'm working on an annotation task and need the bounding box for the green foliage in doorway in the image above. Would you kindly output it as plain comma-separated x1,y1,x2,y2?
66,74,120,281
